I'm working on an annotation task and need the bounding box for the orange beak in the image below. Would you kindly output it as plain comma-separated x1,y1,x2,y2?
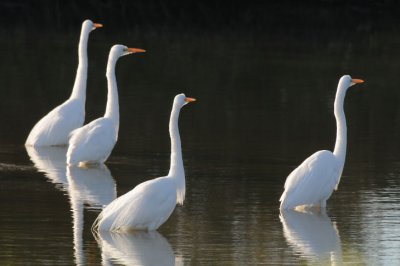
127,48,146,53
93,23,103,28
185,97,196,103
351,78,364,84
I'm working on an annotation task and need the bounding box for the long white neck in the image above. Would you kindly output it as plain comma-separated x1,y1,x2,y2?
333,83,347,168
168,103,185,204
70,27,90,101
104,53,119,125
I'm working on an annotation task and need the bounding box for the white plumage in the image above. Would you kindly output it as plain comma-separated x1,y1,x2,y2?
93,93,196,232
67,118,118,165
96,177,178,231
26,19,102,146
67,45,145,166
280,75,364,210
280,151,339,209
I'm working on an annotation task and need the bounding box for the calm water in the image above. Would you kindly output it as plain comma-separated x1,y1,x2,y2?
1,20,400,265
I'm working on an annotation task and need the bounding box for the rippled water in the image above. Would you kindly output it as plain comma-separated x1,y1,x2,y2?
1,14,400,265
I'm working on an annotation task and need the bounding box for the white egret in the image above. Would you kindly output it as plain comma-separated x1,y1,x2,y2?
66,45,145,166
93,93,196,232
279,75,364,210
25,19,102,146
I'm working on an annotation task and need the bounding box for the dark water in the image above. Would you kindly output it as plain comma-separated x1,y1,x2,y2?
1,11,400,265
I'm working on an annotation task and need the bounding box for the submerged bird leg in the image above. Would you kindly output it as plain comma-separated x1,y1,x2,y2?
294,204,322,213
78,161,102,168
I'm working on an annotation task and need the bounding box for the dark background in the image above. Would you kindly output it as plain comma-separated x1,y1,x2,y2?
1,1,400,34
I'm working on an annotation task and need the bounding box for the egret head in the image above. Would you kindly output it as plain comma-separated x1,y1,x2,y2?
174,93,196,108
339,75,364,89
110,45,146,58
82,19,103,32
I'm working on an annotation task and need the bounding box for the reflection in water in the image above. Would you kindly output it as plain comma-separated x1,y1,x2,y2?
67,165,116,209
280,209,342,265
67,165,116,266
96,230,182,266
25,146,69,190
26,146,117,265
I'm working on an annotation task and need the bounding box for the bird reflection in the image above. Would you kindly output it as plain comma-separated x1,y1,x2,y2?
26,145,118,265
280,209,342,265
67,164,116,266
25,146,69,190
96,230,181,266
67,164,116,209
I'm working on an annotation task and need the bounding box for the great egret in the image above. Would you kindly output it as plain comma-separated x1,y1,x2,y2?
25,19,102,146
66,45,145,166
93,93,196,232
279,75,364,210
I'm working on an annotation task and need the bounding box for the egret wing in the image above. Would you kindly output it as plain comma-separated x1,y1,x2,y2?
280,150,339,209
96,177,177,231
27,99,84,146
67,118,117,164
